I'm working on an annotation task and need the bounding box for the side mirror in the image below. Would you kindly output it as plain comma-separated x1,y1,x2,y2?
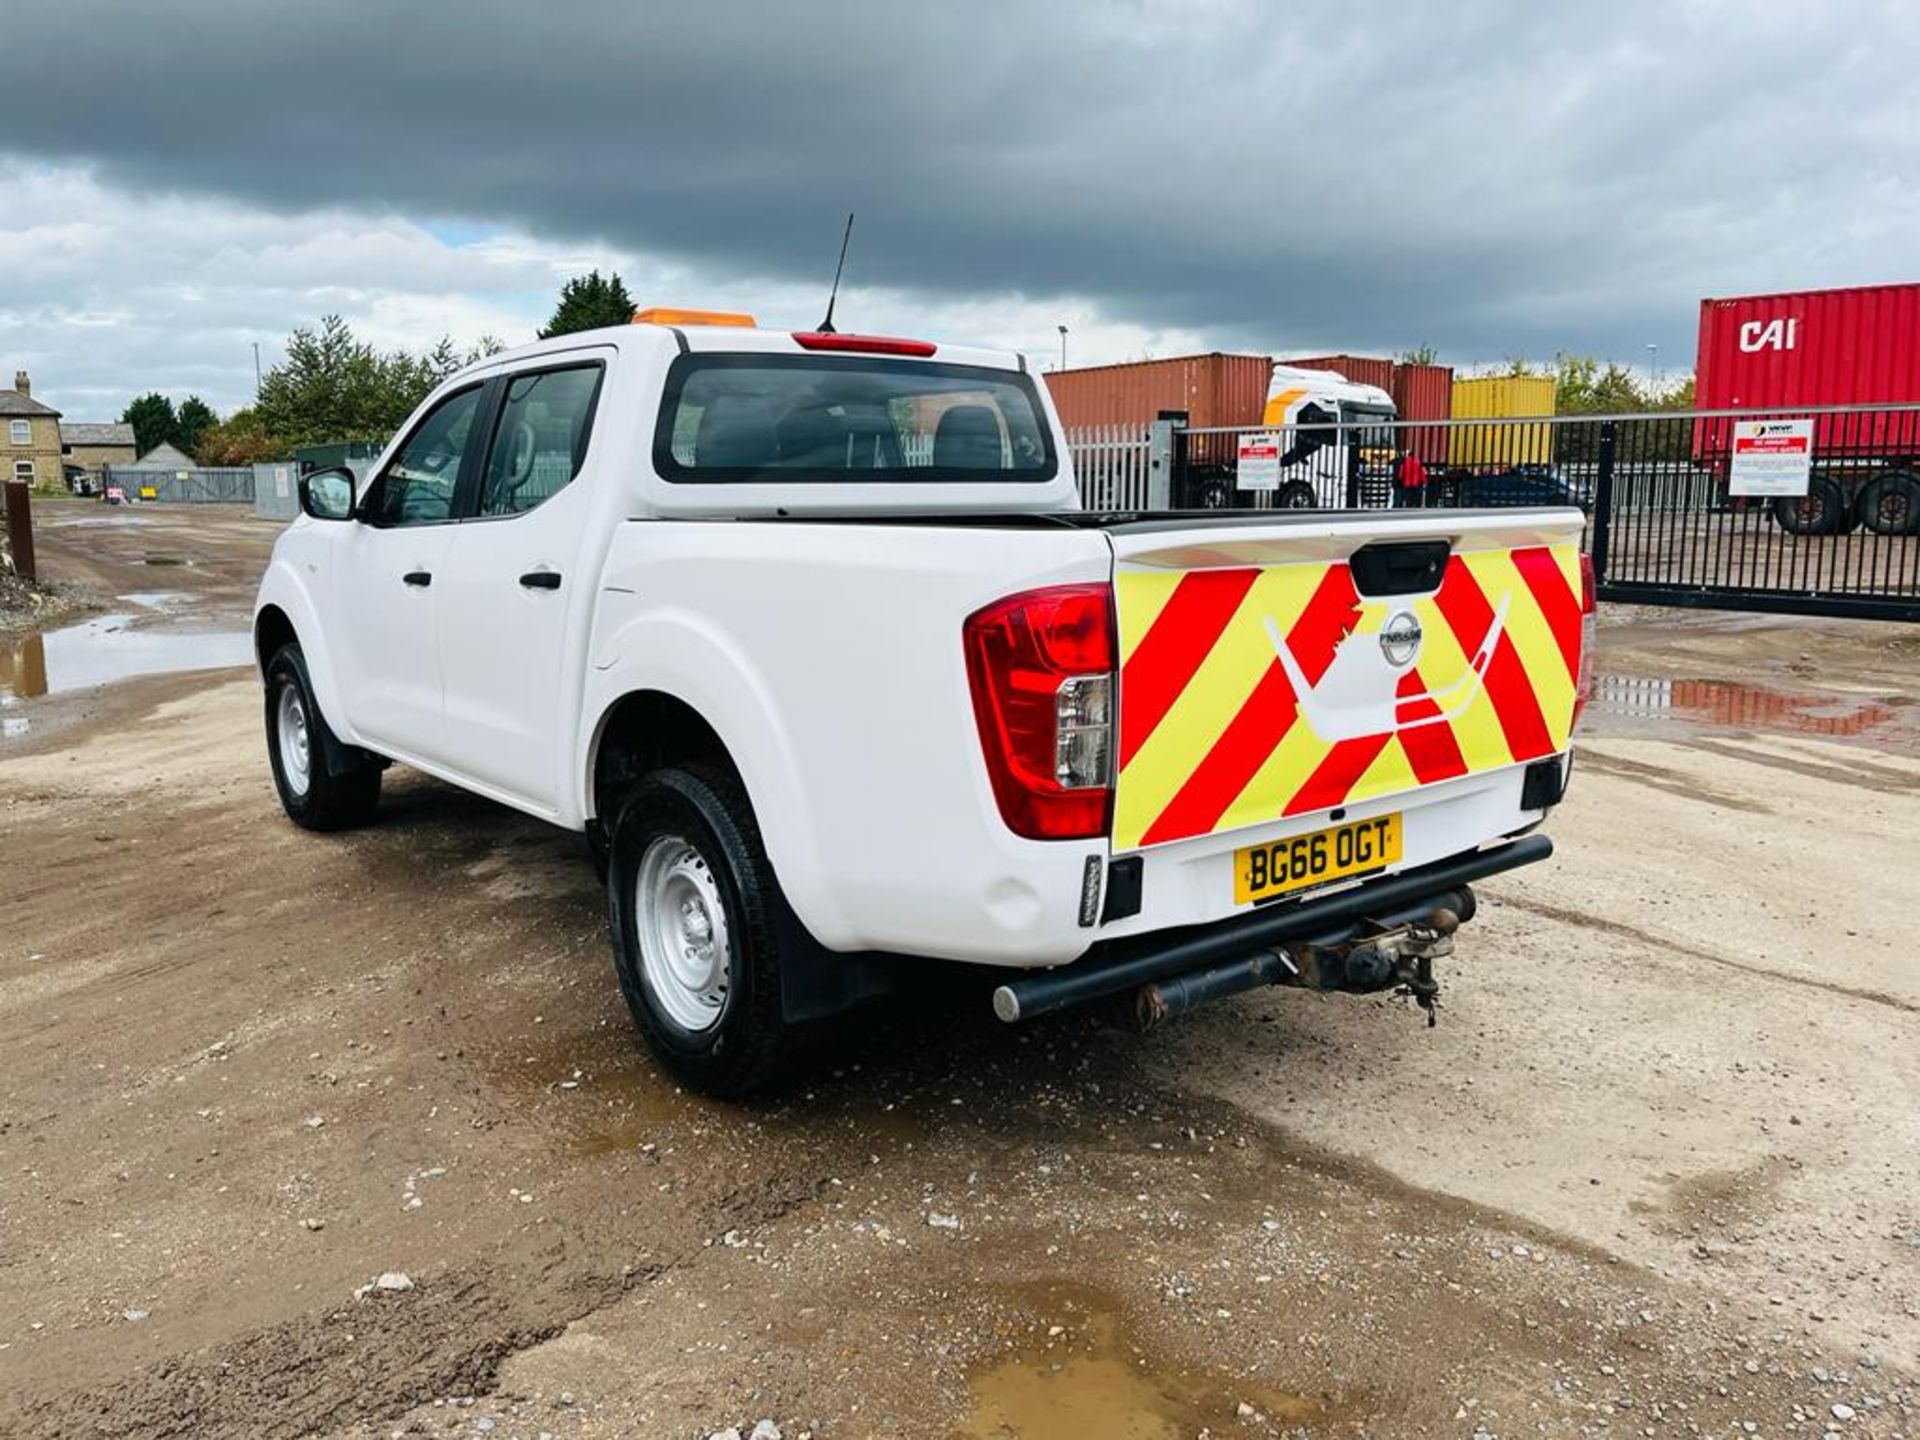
299,467,356,521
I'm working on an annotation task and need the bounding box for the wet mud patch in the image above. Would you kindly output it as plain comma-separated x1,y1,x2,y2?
1576,745,1772,813
1680,734,1920,794
1634,1156,1797,1242
466,1011,716,1158
13,1265,595,1440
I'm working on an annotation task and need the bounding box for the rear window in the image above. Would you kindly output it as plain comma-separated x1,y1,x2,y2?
654,353,1056,483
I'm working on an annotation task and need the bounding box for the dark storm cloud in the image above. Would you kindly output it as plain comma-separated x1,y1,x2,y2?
3,0,1915,363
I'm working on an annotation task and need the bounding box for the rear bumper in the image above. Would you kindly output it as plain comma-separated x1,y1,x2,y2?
991,832,1552,1023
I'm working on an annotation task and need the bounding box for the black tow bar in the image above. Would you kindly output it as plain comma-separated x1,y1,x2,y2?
991,834,1552,1024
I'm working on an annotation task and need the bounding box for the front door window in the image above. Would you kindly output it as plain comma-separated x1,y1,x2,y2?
365,386,485,525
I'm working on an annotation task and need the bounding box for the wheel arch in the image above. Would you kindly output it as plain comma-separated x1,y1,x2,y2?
251,571,357,746
588,688,736,825
254,603,297,673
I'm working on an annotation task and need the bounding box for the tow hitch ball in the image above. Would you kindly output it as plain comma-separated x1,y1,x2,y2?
1281,908,1459,1024
1351,914,1456,1025
1131,903,1463,1032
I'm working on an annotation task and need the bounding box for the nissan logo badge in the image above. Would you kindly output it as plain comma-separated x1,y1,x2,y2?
1379,611,1422,668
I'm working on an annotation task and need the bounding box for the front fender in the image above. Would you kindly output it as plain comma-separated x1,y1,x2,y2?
578,605,851,949
253,553,359,748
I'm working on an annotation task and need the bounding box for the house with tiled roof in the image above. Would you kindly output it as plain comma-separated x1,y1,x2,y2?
1,370,62,490
60,421,137,482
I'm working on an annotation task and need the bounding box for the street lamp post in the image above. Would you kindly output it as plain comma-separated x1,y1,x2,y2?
1058,324,1068,372
1645,343,1659,395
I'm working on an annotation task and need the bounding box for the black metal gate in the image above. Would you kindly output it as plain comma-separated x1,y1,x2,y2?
1587,405,1920,621
1165,405,1920,622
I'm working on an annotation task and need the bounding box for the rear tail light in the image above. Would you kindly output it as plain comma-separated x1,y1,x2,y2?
1573,552,1597,729
962,584,1115,840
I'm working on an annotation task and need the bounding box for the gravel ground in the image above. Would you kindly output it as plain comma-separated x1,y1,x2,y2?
0,505,1913,1438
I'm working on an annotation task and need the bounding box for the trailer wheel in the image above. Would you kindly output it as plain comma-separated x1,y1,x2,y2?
1772,475,1849,537
1274,481,1319,510
1856,470,1920,536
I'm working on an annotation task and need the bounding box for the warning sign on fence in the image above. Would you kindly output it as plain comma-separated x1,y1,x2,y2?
1236,433,1281,491
1728,418,1814,497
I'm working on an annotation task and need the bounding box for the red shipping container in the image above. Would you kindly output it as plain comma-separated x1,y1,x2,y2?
1043,353,1273,433
1390,362,1454,466
1694,282,1920,458
1285,354,1396,392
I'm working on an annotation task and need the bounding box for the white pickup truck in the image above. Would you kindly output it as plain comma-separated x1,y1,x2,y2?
255,310,1591,1094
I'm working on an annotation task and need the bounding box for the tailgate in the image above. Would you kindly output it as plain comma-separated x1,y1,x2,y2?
1108,510,1584,853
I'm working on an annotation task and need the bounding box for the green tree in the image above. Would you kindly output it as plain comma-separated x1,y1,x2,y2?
1657,375,1696,410
176,396,217,454
121,392,179,454
1483,354,1697,415
254,315,501,448
1397,344,1439,366
1551,355,1645,415
539,269,635,338
195,406,285,466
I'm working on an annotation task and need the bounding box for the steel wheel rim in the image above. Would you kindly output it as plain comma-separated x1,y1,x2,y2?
276,683,311,797
634,835,731,1032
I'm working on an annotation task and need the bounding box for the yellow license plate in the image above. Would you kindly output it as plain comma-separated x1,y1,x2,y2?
1234,813,1402,905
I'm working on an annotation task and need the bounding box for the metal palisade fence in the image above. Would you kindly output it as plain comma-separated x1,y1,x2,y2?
1065,404,1920,622
1062,422,1161,511
102,465,257,504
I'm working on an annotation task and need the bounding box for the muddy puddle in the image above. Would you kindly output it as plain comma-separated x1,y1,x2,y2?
951,1281,1328,1439
1590,673,1915,745
0,613,252,705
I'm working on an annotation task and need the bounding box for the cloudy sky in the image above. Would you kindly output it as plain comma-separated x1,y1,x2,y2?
2,1,1915,420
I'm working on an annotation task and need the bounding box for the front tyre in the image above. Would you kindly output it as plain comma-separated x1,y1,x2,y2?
264,643,381,830
605,765,794,1097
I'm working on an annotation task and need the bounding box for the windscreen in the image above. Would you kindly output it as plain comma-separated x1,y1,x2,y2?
1342,407,1399,449
654,353,1056,483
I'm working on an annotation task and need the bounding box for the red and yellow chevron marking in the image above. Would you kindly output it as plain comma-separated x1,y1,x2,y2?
1112,543,1582,852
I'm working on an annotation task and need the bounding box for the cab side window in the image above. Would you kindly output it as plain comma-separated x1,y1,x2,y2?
477,365,603,517
366,385,485,526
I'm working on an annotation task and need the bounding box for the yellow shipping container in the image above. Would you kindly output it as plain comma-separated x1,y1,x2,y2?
1448,375,1557,469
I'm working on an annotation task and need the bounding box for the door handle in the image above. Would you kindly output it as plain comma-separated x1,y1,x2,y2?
402,570,432,587
518,570,563,591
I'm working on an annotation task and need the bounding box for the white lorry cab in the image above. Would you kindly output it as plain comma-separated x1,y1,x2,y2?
1240,363,1401,510
255,309,1590,1094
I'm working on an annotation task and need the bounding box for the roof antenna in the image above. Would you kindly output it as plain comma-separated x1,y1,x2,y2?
817,212,854,334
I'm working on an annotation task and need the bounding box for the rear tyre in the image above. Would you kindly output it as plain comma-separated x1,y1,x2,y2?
264,643,381,831
1857,470,1920,536
1772,475,1849,536
1274,480,1319,510
605,764,794,1097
